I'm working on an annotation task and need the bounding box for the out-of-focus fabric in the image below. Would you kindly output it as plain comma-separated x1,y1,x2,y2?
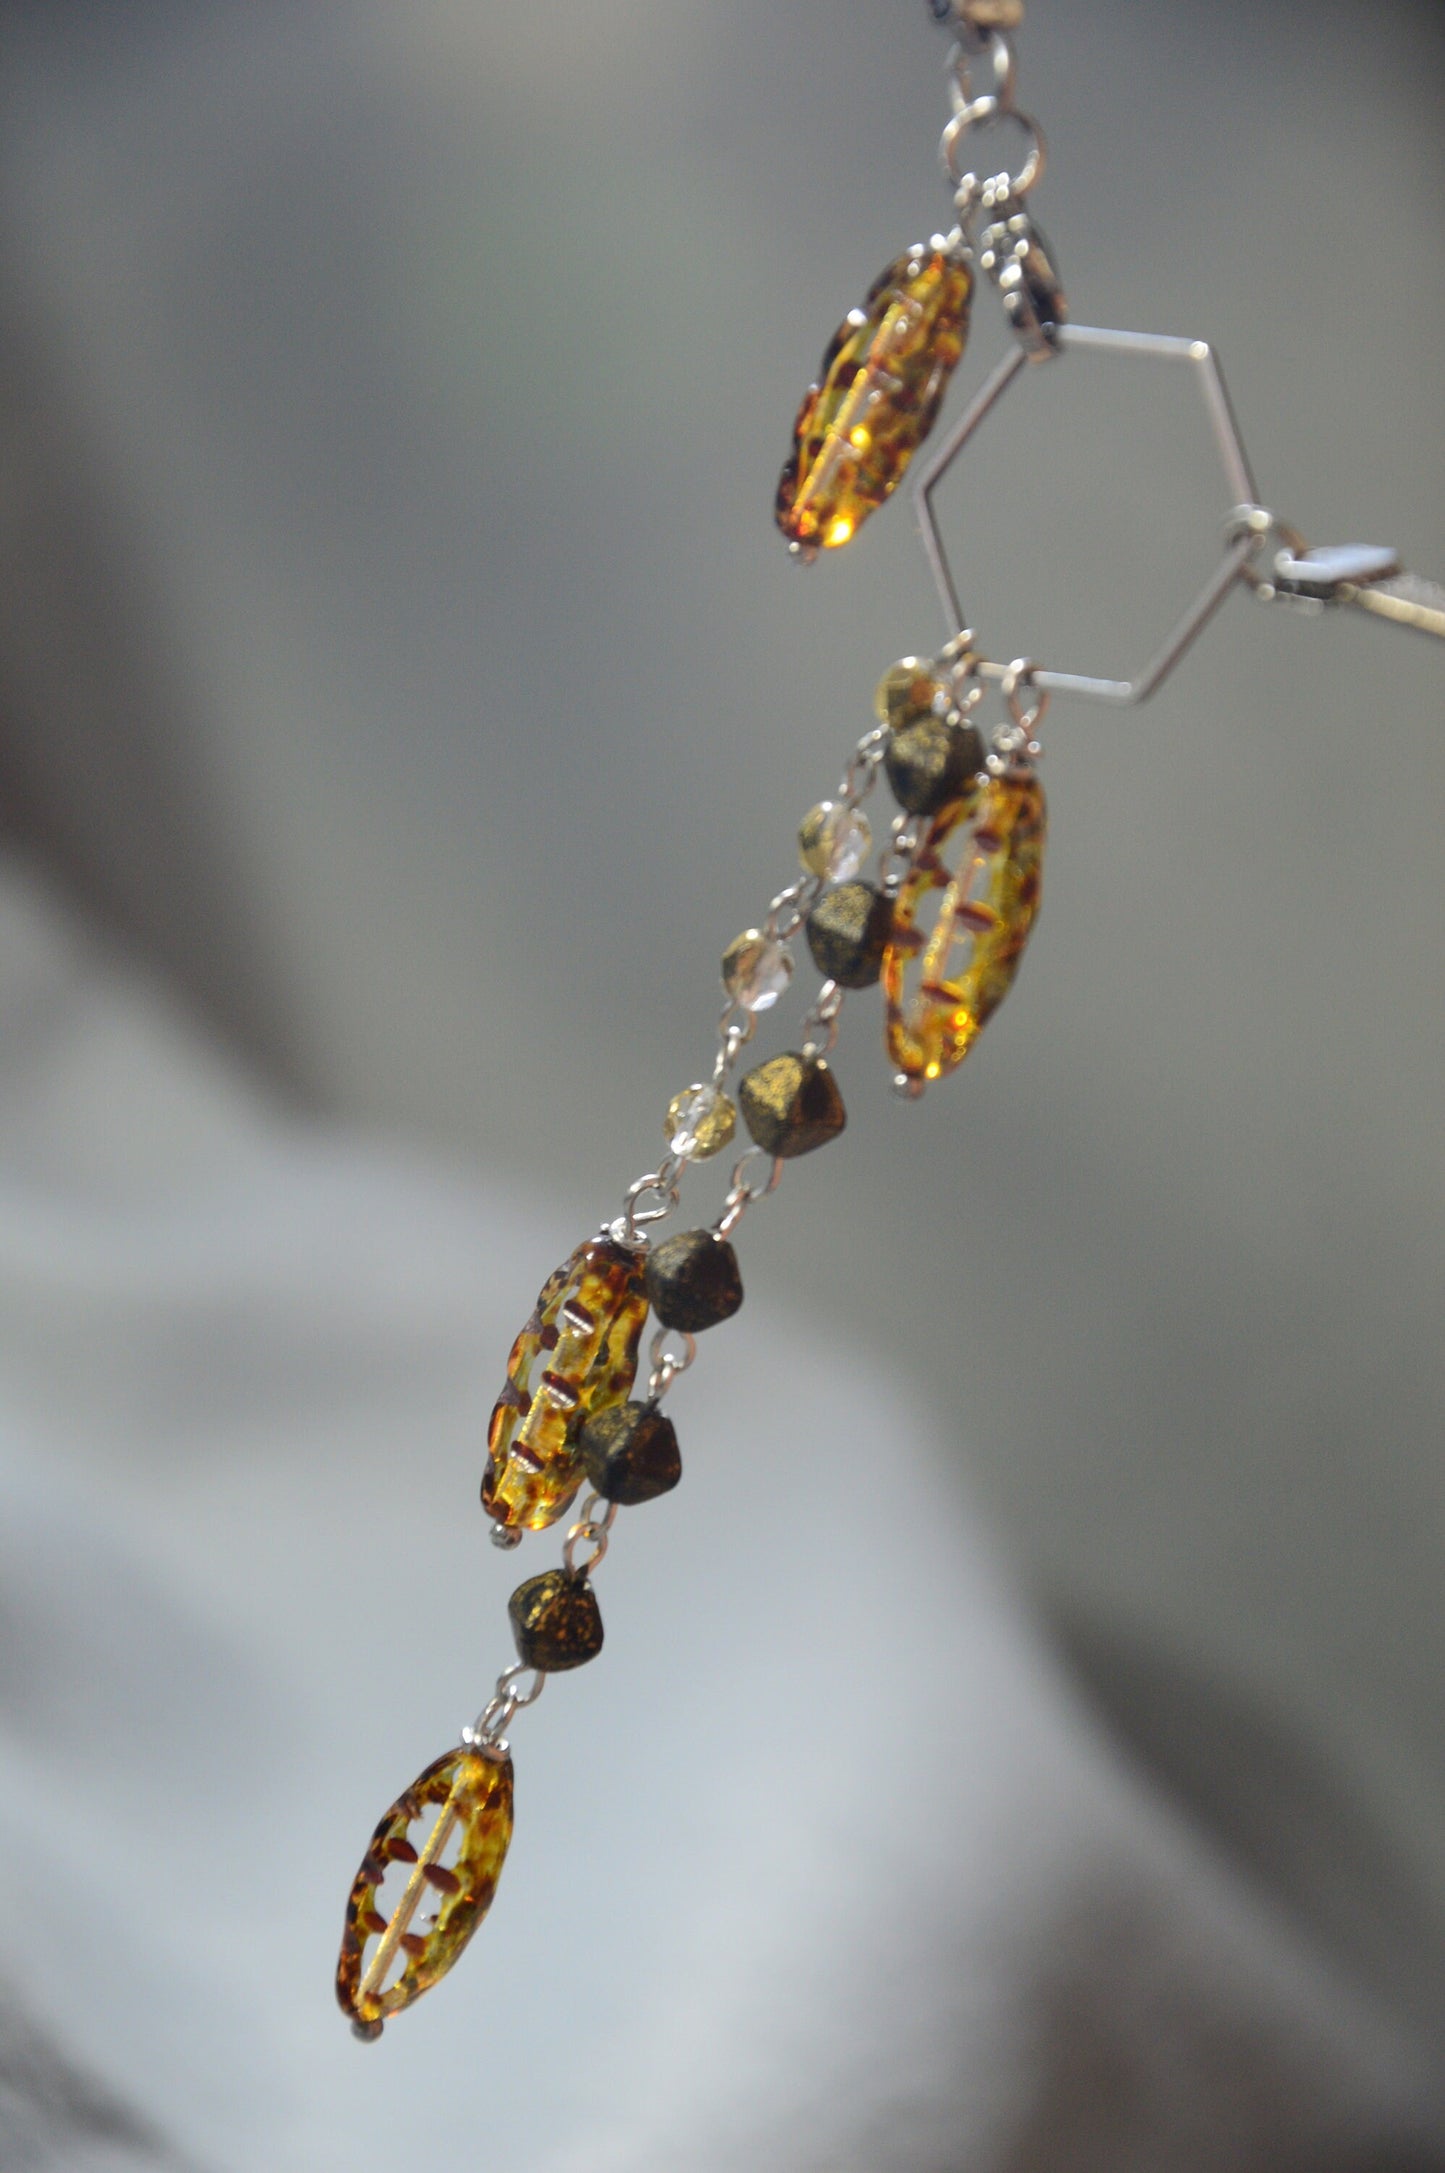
0,851,1437,2171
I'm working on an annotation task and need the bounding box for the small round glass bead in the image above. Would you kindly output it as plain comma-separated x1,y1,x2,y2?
665,1083,737,1159
722,929,793,1013
874,656,949,731
798,801,871,882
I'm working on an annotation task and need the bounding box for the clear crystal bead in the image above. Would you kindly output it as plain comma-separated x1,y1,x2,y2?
798,801,872,882
665,1083,737,1159
721,929,793,1013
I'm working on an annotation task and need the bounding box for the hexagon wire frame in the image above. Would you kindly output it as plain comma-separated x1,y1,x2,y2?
913,323,1261,706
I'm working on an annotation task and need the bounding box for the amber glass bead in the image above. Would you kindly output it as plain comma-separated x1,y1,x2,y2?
337,1744,513,2039
578,1400,682,1505
482,1238,649,1533
646,1229,744,1333
885,715,986,818
883,760,1046,1084
805,882,893,989
776,243,972,555
509,1569,604,1673
738,1051,846,1158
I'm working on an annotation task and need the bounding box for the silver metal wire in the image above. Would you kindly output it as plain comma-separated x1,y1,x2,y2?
912,325,1265,704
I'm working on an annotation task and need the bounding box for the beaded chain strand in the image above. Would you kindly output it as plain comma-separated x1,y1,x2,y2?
335,0,1442,2038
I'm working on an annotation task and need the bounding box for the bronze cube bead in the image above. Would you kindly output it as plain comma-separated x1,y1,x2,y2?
508,1569,604,1672
738,1051,846,1158
645,1229,744,1333
884,714,986,818
578,1400,682,1505
805,882,893,989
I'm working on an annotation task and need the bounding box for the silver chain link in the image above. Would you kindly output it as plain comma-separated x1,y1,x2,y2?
562,1490,619,1579
714,1144,784,1240
939,25,1045,222
463,1660,546,1761
645,1323,698,1402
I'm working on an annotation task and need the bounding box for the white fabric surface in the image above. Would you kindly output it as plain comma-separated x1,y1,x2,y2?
0,859,1439,2172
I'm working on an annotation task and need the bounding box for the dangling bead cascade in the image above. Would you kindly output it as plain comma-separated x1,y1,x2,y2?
338,1,1067,2038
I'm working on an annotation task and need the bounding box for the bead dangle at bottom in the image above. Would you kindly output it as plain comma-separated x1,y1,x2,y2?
335,0,1442,2037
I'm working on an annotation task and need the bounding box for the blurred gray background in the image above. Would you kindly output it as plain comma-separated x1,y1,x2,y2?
0,1,1440,2165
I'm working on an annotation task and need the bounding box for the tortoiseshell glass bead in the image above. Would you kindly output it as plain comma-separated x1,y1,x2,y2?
738,1051,847,1158
337,1744,513,2039
883,759,1046,1083
885,715,986,818
806,881,893,989
645,1229,744,1333
482,1238,649,1533
776,242,972,555
509,1569,604,1673
579,1400,682,1505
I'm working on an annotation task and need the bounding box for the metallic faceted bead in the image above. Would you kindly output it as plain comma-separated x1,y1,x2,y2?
798,801,872,882
337,1744,514,2038
578,1400,682,1506
665,1082,737,1159
805,882,893,989
482,1238,649,1533
645,1229,744,1333
738,1051,847,1158
721,929,793,1013
883,758,1046,1084
884,714,987,817
508,1569,604,1673
776,242,972,555
873,655,949,730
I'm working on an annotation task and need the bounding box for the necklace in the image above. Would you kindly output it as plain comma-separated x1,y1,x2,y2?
335,0,1443,2040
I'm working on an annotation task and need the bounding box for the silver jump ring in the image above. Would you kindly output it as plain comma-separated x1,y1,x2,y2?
948,30,1015,121
943,107,1045,202
495,1661,546,1710
621,1169,680,1242
646,1323,697,1396
1001,658,1048,735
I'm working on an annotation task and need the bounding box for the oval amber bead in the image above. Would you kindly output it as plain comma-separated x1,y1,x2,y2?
776,242,972,554
482,1237,649,1532
883,761,1046,1083
337,1745,514,2038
